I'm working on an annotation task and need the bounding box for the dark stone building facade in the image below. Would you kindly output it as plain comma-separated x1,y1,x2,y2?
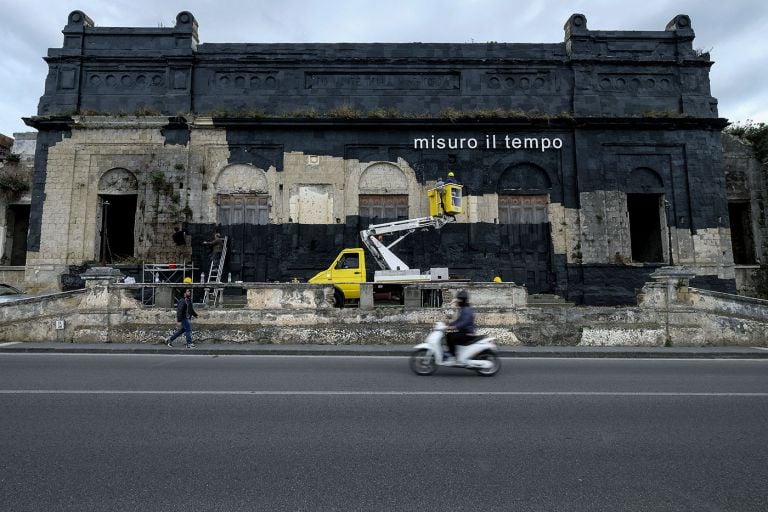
723,132,768,297
23,11,736,304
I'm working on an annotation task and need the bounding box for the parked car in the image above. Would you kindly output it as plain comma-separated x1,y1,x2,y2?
0,284,30,303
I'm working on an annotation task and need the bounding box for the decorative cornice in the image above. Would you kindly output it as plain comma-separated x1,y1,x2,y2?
24,114,728,131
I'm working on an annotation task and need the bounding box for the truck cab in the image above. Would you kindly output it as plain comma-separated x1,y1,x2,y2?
308,248,366,304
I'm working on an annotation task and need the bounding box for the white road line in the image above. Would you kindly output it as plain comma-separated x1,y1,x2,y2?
0,342,21,347
0,352,766,362
753,347,768,351
0,390,766,397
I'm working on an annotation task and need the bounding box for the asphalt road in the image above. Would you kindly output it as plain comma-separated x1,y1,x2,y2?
1,353,767,511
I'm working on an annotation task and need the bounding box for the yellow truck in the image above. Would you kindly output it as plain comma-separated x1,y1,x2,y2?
309,183,463,306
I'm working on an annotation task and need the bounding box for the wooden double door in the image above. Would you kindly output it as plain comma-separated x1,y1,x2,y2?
498,194,553,293
217,194,270,282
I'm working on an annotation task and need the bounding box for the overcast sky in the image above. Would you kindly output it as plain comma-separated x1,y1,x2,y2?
1,0,766,138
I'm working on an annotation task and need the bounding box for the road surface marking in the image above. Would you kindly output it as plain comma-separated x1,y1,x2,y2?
0,342,21,347
0,390,767,397
0,352,767,362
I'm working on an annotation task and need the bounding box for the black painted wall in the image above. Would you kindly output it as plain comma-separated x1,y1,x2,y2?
27,127,69,251
25,11,736,304
36,12,715,120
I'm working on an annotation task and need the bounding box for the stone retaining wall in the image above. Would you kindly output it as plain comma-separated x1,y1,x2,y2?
0,267,26,288
1,269,767,346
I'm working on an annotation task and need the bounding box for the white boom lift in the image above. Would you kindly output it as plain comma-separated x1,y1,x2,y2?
360,215,454,282
309,182,464,303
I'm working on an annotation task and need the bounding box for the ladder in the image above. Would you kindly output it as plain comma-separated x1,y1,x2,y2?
202,235,228,307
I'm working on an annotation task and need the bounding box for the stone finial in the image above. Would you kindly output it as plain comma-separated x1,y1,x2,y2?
175,11,198,31
174,11,199,45
665,14,693,32
564,13,588,38
67,10,94,28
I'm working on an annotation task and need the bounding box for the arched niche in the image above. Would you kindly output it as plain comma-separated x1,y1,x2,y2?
498,163,552,194
98,168,138,195
215,163,268,194
627,166,664,193
359,162,408,194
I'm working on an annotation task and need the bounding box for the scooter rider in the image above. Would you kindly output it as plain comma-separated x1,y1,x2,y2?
445,290,476,362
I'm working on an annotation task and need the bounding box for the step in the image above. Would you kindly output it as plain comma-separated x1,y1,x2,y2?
528,294,567,303
527,294,574,308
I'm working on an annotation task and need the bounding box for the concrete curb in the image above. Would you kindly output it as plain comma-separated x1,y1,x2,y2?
1,343,768,358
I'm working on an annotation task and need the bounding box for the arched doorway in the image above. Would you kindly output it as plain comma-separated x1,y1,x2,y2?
97,168,138,263
357,163,410,279
498,163,553,292
357,162,409,224
214,164,271,281
626,166,666,263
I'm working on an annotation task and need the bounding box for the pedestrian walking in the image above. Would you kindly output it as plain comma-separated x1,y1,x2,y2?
166,288,198,348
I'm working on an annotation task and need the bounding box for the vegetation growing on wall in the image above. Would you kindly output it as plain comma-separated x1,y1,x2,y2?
640,109,688,118
0,154,29,195
45,107,709,124
725,121,768,163
215,106,577,121
0,175,29,193
149,170,174,195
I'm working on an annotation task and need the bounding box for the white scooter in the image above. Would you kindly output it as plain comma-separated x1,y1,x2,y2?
409,322,501,377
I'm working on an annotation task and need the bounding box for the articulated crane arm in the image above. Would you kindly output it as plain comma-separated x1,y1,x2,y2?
360,215,454,271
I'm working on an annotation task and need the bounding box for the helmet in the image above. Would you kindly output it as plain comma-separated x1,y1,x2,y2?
183,277,192,283
493,276,502,283
448,171,455,177
456,290,469,302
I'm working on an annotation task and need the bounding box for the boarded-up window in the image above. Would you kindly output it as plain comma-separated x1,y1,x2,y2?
293,185,333,224
359,194,408,223
217,194,269,225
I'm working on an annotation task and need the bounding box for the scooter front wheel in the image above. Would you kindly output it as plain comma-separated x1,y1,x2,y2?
410,348,437,376
474,351,501,377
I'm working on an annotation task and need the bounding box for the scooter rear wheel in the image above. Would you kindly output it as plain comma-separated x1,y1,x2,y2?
474,351,501,377
410,348,437,376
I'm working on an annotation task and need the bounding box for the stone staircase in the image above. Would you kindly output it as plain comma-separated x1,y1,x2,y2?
221,294,248,309
527,294,574,307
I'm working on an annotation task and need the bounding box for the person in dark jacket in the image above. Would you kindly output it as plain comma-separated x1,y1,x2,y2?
166,289,199,348
445,289,476,361
172,226,186,246
202,231,225,279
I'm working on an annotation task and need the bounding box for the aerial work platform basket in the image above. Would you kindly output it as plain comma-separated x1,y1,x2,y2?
428,183,463,217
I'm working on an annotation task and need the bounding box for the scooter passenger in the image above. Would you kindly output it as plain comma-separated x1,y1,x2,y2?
445,290,476,362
